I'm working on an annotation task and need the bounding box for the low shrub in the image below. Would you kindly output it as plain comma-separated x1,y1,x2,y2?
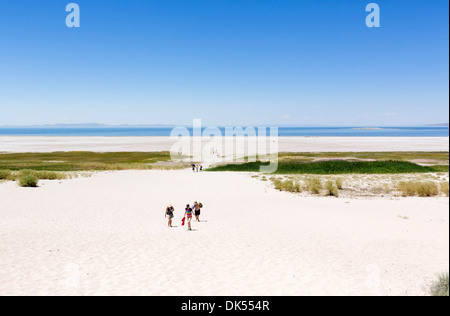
18,175,39,187
417,182,440,197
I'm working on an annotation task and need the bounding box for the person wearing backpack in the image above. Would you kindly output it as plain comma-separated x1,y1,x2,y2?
165,204,175,228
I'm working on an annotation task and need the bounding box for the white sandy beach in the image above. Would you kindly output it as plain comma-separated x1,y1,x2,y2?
0,169,448,296
0,136,449,153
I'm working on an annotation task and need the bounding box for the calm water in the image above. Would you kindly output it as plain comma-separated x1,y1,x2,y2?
0,126,448,137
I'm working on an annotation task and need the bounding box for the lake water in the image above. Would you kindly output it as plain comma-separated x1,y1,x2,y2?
0,126,448,137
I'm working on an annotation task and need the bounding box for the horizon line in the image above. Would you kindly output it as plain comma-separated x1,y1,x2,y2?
0,123,449,128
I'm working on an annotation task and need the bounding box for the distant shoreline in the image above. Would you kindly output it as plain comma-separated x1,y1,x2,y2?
0,136,448,153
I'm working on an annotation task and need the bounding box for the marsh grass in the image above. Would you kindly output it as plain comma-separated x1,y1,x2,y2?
208,160,439,174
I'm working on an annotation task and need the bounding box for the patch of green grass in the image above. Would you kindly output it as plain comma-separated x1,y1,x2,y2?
208,160,437,175
0,151,183,171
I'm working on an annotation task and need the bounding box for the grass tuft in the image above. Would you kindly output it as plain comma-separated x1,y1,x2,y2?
272,178,302,193
397,181,441,197
430,273,449,297
441,182,449,197
325,180,339,197
305,178,322,194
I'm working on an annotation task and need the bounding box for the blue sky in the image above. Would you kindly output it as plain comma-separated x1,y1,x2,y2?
0,0,448,126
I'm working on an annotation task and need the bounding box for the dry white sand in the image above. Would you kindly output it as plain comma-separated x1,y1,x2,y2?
0,136,448,153
0,170,448,296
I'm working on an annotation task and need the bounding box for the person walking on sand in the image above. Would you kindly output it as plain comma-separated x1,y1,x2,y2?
193,201,203,222
165,204,175,227
185,204,194,231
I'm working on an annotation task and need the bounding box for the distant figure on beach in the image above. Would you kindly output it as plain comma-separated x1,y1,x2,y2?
165,205,175,227
185,204,193,231
193,201,203,222
191,164,195,172
200,165,203,171
195,165,199,172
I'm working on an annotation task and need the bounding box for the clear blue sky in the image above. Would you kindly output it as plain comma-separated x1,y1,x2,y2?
0,0,448,126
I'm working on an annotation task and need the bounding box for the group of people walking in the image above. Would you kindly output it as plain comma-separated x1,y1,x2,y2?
165,201,203,231
191,164,203,172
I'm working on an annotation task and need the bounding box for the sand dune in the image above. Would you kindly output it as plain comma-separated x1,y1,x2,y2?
0,170,448,296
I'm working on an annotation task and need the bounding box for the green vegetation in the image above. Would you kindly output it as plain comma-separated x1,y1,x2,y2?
430,165,450,172
0,152,189,186
278,151,449,163
208,160,439,175
18,175,39,187
0,152,187,171
430,273,449,297
0,169,12,180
